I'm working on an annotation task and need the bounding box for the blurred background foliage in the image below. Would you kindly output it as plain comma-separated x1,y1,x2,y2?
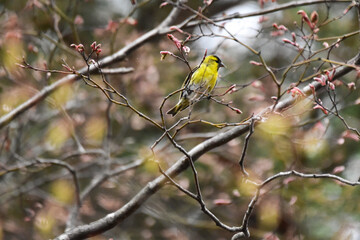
0,0,360,239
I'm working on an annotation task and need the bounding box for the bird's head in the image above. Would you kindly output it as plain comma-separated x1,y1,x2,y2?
204,55,226,69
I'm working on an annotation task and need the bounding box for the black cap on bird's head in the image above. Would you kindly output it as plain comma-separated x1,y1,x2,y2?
212,55,226,69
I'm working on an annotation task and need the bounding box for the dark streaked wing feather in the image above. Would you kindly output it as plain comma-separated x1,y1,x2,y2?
180,65,199,98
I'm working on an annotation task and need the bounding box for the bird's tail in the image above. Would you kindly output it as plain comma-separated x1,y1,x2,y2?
167,98,190,117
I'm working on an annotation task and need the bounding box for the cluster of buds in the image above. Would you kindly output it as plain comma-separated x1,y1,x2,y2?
62,63,75,73
170,26,184,34
167,33,191,54
70,42,102,57
338,130,360,144
309,69,338,116
313,99,328,115
297,10,319,32
169,26,191,42
223,84,237,95
70,43,84,53
308,83,316,96
167,34,181,49
91,41,102,56
271,23,288,37
288,86,305,98
323,39,340,49
159,50,174,60
283,32,299,48
313,69,336,90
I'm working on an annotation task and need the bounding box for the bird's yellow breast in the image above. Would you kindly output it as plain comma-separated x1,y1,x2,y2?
190,60,219,92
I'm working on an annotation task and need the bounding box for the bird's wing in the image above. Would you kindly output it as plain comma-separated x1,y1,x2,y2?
180,66,199,98
182,66,198,88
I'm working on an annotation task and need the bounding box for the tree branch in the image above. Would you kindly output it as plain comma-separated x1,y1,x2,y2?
0,4,182,129
0,0,353,130
55,52,360,240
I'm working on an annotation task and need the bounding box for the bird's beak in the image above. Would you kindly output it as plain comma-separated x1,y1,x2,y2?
219,62,226,68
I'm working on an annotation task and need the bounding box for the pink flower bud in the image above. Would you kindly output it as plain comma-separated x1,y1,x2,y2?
342,130,360,141
167,34,182,49
121,17,137,26
91,41,97,50
278,25,288,31
251,80,263,88
259,0,265,8
169,26,184,34
213,199,231,205
160,50,172,60
74,15,84,25
77,44,84,52
313,103,328,115
15,63,26,68
332,166,345,174
347,82,356,90
314,75,326,86
182,46,190,54
343,4,353,14
297,10,314,29
159,2,168,8
309,83,315,95
234,108,242,114
283,38,300,48
271,30,285,37
283,176,296,185
310,11,319,24
289,87,305,97
249,60,262,66
62,64,72,72
223,84,237,95
106,20,119,33
325,69,335,81
337,138,345,145
297,10,308,19
282,38,293,44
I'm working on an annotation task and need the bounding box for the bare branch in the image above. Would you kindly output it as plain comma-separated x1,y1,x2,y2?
55,51,360,240
0,3,183,129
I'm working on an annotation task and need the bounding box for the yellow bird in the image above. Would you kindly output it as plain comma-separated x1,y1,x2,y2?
167,55,225,116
